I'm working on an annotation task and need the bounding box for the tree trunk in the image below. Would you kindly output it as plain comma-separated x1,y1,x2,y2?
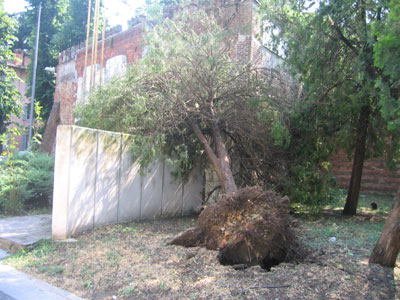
369,190,400,267
210,120,237,194
191,121,237,194
343,105,370,215
0,115,4,153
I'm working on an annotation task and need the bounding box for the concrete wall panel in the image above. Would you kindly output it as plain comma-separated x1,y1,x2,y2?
141,161,164,219
52,126,203,239
52,126,72,239
94,131,120,226
162,163,183,217
183,165,203,215
118,134,141,222
68,127,97,235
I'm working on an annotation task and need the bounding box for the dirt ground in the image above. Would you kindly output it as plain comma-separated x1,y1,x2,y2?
7,214,400,300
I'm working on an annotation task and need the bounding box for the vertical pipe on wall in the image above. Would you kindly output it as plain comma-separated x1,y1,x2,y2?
89,0,100,90
82,0,92,102
100,11,106,86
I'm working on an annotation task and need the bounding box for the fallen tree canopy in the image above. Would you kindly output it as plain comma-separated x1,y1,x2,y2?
170,186,299,269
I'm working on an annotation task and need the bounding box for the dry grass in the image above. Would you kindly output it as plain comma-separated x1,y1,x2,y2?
5,191,400,300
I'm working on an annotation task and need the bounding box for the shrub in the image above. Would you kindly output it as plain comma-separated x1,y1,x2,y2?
0,152,54,214
283,162,336,212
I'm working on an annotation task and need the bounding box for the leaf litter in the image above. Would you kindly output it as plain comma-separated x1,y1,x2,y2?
7,215,400,300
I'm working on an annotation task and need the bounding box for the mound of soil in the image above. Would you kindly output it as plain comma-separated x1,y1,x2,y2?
170,186,299,269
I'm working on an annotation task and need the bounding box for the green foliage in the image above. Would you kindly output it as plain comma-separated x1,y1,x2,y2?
261,0,389,155
0,152,54,214
25,0,68,121
372,0,400,168
76,9,289,183
284,162,336,211
11,12,31,51
52,0,96,51
260,0,400,209
0,4,22,139
6,239,56,269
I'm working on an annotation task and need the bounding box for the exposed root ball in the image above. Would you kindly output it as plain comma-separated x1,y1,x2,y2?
170,186,299,269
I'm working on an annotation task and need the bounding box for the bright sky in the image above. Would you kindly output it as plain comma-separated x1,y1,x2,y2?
3,0,147,29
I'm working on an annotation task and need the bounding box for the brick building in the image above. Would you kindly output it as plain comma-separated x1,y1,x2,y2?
42,0,398,194
3,49,31,152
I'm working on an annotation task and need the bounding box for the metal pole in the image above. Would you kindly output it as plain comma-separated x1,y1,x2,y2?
28,3,42,147
82,0,92,103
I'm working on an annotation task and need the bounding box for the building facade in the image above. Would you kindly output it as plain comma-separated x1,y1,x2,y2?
4,49,31,152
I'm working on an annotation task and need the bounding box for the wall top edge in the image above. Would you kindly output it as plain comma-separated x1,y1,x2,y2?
59,125,132,137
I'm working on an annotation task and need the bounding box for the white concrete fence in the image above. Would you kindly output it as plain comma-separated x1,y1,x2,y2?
52,126,203,239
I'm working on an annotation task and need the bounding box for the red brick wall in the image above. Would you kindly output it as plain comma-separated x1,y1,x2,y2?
55,24,144,127
42,24,145,153
74,25,144,79
331,151,400,195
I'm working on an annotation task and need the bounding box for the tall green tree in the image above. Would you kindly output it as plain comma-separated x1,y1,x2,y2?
261,0,398,215
52,0,96,51
0,3,22,149
25,0,67,122
369,0,400,268
11,11,30,51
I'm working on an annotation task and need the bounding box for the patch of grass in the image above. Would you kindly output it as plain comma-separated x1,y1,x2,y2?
106,251,122,266
302,217,384,251
26,207,52,216
39,265,65,275
5,239,56,269
298,191,393,255
109,224,138,234
119,285,136,297
80,262,101,278
324,189,394,214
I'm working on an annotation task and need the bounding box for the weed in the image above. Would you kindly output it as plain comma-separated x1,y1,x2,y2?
83,280,93,289
119,285,136,297
110,224,138,234
159,280,170,291
106,251,122,266
5,239,56,269
80,263,101,278
39,265,65,275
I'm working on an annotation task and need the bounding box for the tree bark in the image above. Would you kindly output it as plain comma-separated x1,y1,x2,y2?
369,190,400,267
0,115,4,152
191,121,237,195
210,120,237,194
343,105,370,215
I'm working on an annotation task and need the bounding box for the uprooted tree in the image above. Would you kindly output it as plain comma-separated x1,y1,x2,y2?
77,8,299,267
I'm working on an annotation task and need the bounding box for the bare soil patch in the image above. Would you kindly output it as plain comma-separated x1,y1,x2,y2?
6,214,400,300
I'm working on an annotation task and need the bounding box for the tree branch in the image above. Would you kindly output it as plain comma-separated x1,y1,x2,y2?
328,15,358,56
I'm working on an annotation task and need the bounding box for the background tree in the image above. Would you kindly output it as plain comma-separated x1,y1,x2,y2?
25,0,67,122
52,0,96,51
261,0,397,215
11,11,30,51
369,0,400,268
0,3,22,150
